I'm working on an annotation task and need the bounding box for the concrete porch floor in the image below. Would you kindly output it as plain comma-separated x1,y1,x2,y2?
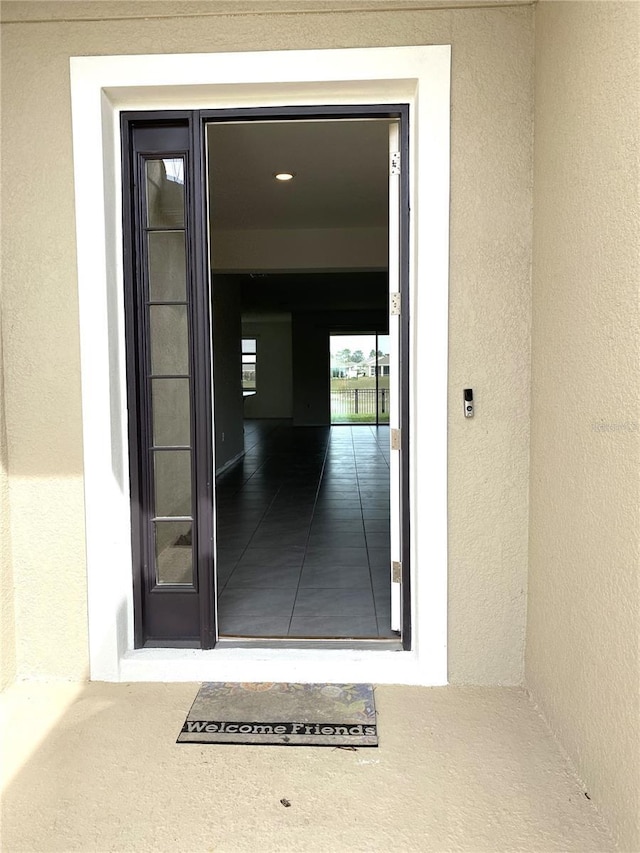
1,683,615,853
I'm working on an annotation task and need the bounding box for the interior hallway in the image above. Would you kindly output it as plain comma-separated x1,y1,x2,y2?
1,682,616,853
216,421,394,639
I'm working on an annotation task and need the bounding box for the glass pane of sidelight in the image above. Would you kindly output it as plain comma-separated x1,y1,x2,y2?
148,231,186,302
152,378,191,447
145,158,185,228
154,450,192,518
149,304,189,375
154,521,193,586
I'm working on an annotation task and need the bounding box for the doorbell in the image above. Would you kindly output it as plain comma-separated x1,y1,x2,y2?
464,388,474,418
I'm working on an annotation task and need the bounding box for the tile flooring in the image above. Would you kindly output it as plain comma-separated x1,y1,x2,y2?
215,420,395,639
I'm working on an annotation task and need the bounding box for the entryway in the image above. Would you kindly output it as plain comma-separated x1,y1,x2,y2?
207,111,406,644
122,106,410,648
72,45,451,682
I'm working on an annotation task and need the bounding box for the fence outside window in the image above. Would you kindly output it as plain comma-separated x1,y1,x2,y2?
330,388,390,423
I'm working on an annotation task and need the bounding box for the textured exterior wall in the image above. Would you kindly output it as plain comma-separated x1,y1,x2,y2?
0,303,16,691
527,2,640,850
0,2,533,682
447,7,533,683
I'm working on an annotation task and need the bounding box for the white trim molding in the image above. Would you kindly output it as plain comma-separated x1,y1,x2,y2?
70,45,451,685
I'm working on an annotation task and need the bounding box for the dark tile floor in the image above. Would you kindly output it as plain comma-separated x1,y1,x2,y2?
215,420,394,639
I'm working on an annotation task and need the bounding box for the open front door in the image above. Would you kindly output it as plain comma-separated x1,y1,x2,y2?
388,120,403,633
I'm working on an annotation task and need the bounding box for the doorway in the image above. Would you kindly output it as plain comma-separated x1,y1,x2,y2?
121,106,410,649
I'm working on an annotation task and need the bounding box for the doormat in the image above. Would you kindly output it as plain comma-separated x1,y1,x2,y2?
177,682,377,747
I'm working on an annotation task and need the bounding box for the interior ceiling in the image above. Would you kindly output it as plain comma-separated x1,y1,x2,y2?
207,119,390,231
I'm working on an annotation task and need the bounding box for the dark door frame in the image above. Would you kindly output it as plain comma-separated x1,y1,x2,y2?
122,104,411,650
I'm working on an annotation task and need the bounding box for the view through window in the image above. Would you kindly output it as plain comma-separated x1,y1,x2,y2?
329,334,390,424
241,338,257,395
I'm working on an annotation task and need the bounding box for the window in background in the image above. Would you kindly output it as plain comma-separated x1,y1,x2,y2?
242,338,257,393
330,333,392,425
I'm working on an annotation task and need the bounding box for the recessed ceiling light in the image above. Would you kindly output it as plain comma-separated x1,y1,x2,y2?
273,171,296,182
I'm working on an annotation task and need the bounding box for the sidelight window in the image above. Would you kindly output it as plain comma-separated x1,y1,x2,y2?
143,157,195,587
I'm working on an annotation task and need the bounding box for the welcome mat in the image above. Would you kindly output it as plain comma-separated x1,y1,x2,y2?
177,682,377,747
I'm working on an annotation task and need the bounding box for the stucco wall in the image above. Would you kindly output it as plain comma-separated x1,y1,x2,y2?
0,301,16,691
0,1,533,682
527,2,640,850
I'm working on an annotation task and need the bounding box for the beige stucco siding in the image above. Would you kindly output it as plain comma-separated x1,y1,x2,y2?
447,7,533,684
0,301,16,690
0,3,533,682
527,2,640,851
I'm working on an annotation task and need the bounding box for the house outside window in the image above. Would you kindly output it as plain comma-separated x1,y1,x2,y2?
367,355,390,377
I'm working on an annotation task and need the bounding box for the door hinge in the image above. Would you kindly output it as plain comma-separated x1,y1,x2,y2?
392,561,402,583
390,292,401,315
391,428,401,451
390,151,401,176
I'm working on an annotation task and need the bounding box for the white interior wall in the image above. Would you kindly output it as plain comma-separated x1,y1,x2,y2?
242,317,293,419
212,278,245,472
213,227,387,271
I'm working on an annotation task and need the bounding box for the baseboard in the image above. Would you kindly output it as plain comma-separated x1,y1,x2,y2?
215,450,244,477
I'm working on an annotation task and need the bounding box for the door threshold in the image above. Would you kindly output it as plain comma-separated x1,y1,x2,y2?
144,639,200,649
118,644,436,686
216,637,403,652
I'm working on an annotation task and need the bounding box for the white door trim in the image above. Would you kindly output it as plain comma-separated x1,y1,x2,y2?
70,45,451,684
